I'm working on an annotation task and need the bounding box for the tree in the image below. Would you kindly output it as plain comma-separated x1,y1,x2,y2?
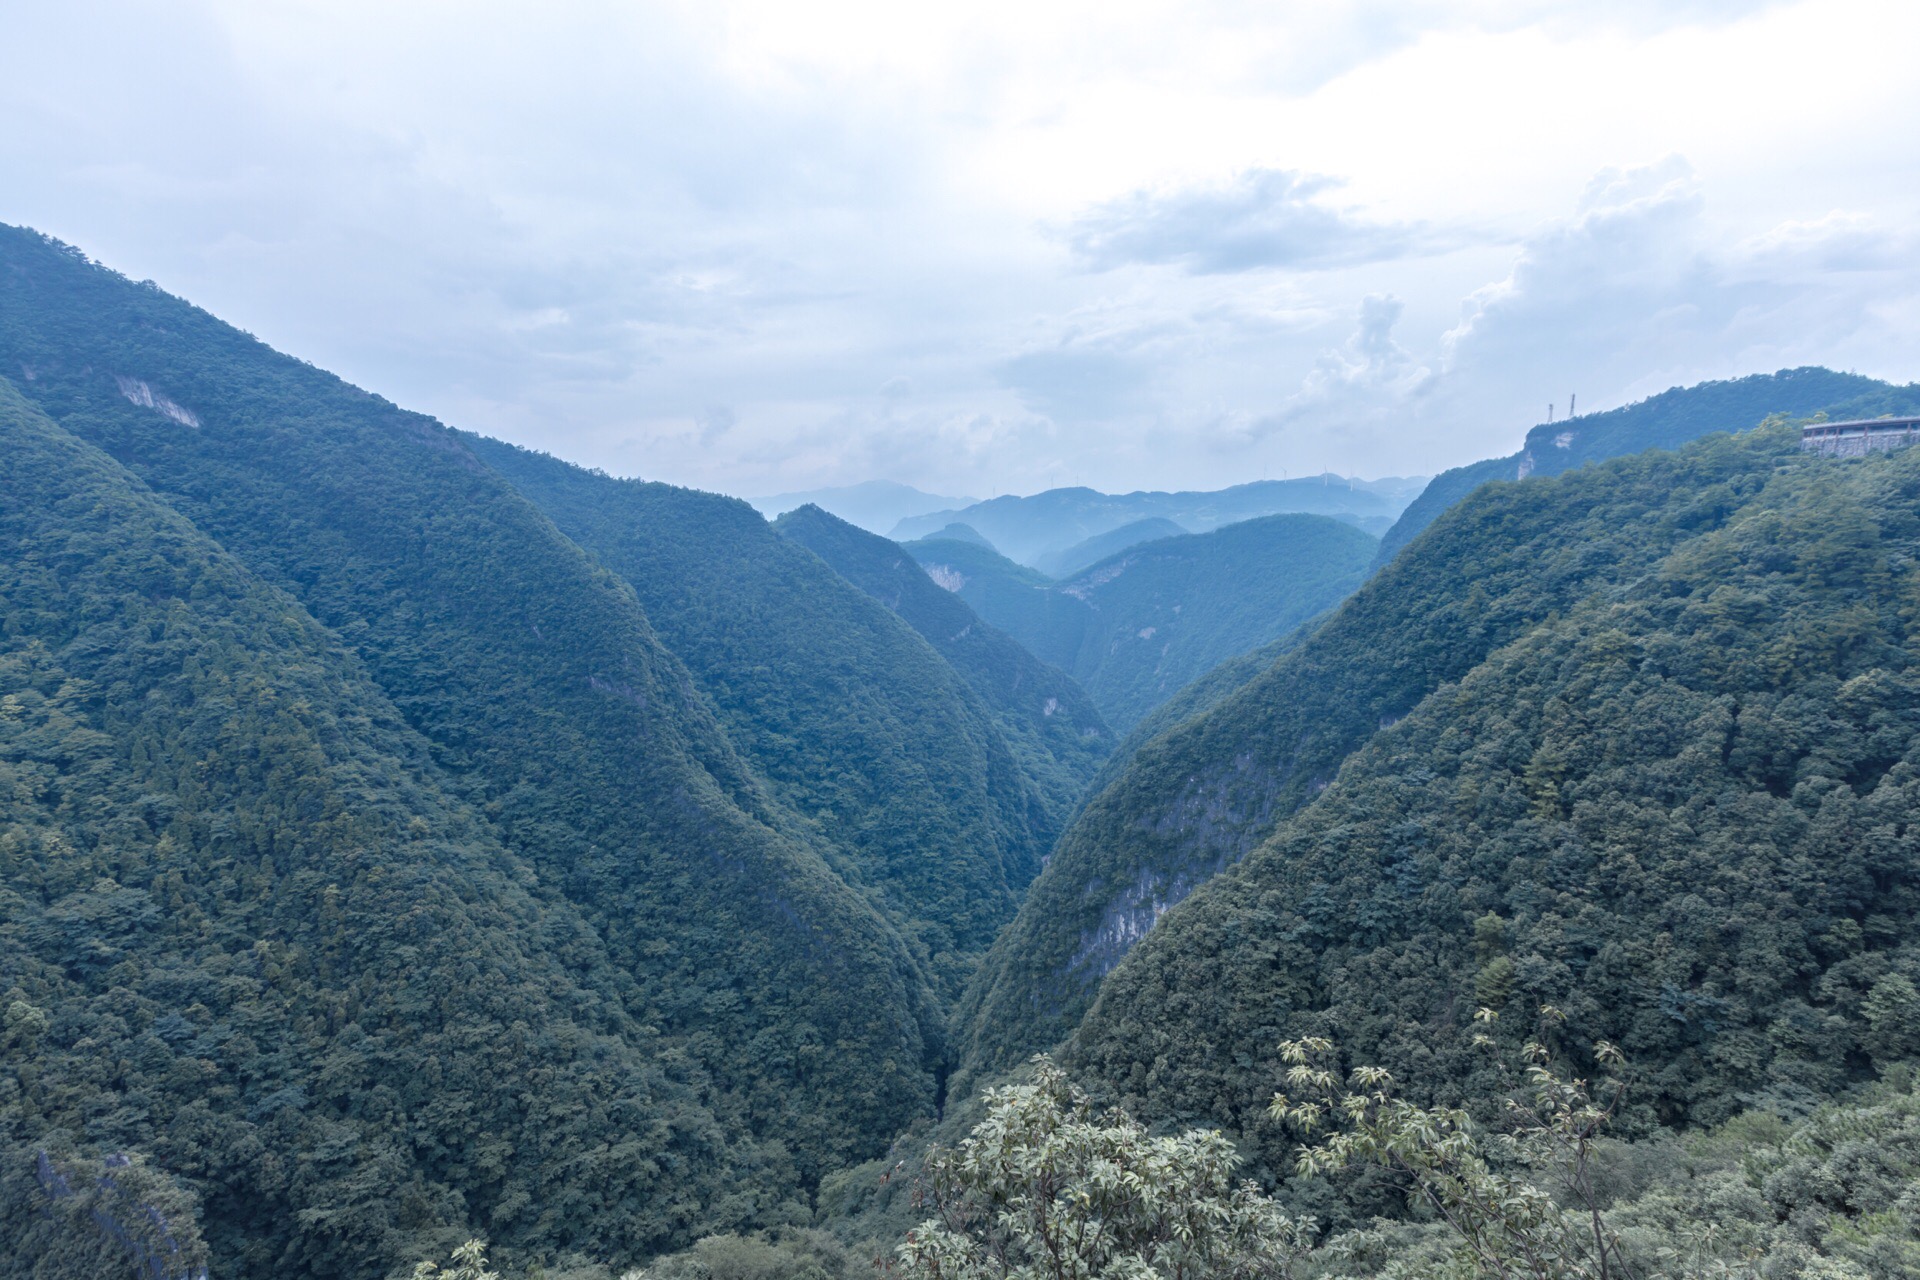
1269,1009,1634,1280
893,1058,1311,1280
411,1240,501,1280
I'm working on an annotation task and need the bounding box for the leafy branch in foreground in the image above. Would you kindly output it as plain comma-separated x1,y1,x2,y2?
893,1057,1313,1280
1270,1007,1634,1280
410,1239,501,1280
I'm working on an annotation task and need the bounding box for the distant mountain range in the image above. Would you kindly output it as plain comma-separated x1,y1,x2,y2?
890,475,1427,568
1032,517,1185,579
748,479,974,534
905,514,1376,730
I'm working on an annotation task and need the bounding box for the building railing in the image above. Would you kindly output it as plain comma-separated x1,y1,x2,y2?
1800,417,1920,456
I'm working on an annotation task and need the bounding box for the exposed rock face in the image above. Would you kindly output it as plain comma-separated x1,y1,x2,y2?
114,375,199,426
924,563,967,592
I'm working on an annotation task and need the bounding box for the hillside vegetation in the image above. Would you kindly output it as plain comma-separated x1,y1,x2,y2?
1067,424,1920,1180
953,398,1920,1089
468,442,1083,989
902,537,1089,671
0,224,965,1277
771,504,1109,821
0,382,770,1276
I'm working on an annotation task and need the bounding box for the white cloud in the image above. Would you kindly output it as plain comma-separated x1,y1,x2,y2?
0,0,1915,494
1065,170,1434,273
1435,154,1920,423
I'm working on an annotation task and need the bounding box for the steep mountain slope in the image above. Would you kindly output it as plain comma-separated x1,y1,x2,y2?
1034,518,1187,579
950,422,1920,1087
0,227,941,1241
468,442,1065,982
1375,367,1890,567
904,537,1093,672
1088,622,1319,794
771,504,1110,818
1071,426,1920,1169
892,477,1414,567
0,382,755,1277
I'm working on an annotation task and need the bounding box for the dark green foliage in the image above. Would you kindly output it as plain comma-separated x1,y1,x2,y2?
953,423,1920,1088
1032,518,1185,579
1068,429,1920,1174
1375,367,1894,567
911,516,1374,732
0,384,764,1274
467,444,1069,985
771,504,1109,832
1095,624,1317,792
0,226,941,1275
1053,515,1374,732
640,1229,854,1280
0,1144,210,1280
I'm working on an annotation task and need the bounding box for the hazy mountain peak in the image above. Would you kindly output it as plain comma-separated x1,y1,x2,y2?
748,479,976,534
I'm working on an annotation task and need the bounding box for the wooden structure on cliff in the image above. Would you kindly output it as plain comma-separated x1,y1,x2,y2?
1801,417,1920,456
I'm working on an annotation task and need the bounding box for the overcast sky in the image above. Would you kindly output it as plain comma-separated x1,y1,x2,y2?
4,0,1917,497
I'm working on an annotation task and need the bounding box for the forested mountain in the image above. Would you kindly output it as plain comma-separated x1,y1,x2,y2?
1375,367,1893,566
953,410,1920,1090
10,211,1920,1280
910,515,1375,731
917,522,996,549
900,535,1086,669
770,504,1109,818
890,476,1420,567
1068,423,1920,1179
747,481,973,535
1,382,766,1276
0,225,954,1276
464,441,1081,992
1033,517,1185,579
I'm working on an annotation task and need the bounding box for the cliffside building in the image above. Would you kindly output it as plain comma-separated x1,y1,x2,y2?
1801,417,1920,456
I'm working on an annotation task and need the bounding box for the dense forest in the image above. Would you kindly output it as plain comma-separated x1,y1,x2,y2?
7,217,1920,1280
2,380,771,1274
1076,424,1920,1143
769,504,1110,814
0,224,1046,1277
461,440,1096,993
954,381,1920,1094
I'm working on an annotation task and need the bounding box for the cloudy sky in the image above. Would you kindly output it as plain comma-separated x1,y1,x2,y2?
4,0,1917,497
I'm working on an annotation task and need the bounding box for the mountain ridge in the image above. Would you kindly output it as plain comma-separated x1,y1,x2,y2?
1069,423,1920,1182
892,476,1422,567
908,513,1375,731
465,439,1078,986
1374,367,1895,567
0,222,959,1275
